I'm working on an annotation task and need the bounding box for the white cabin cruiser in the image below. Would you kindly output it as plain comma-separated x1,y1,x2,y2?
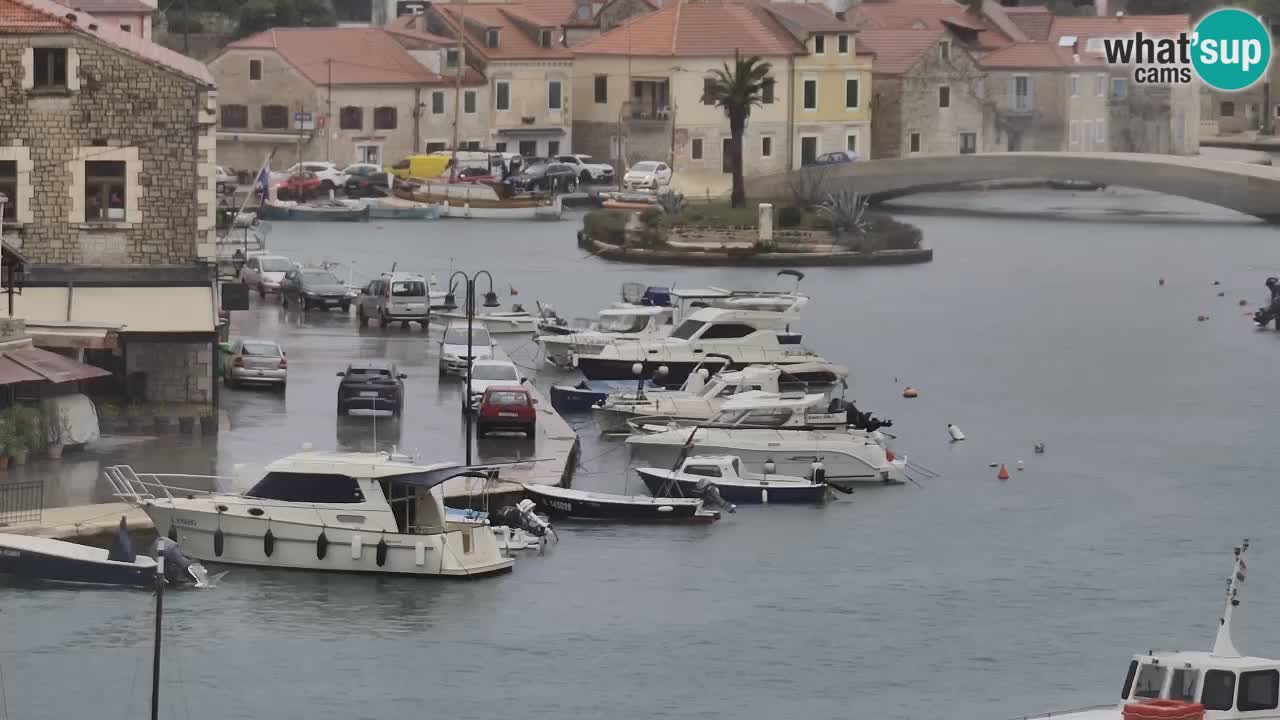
105,452,515,577
1019,540,1276,720
624,395,906,487
594,362,850,434
538,304,673,368
571,306,825,385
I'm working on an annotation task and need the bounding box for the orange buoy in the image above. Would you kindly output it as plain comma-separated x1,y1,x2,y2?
886,448,896,462
997,464,1010,480
902,386,919,398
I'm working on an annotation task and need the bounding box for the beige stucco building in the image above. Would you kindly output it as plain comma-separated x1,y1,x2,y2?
980,43,1109,152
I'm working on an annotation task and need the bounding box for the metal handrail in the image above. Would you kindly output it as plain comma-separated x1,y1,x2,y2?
105,465,234,505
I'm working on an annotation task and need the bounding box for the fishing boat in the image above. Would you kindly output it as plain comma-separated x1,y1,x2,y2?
1016,539,1276,720
105,452,517,577
636,455,834,504
257,199,370,222
365,197,441,220
521,483,720,523
395,180,562,220
0,518,211,588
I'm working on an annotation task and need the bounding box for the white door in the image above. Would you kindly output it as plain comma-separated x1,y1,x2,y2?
356,145,382,165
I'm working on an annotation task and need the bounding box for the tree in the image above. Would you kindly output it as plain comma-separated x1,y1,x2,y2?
703,51,772,208
236,0,335,38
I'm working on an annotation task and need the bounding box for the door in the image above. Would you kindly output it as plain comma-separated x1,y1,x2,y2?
361,281,379,315
1007,131,1022,152
721,137,733,174
518,140,537,157
800,137,818,166
960,132,977,154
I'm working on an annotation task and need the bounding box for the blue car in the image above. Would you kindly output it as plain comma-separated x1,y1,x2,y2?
805,151,862,167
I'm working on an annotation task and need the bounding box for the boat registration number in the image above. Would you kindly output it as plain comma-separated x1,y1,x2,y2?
0,549,18,558
544,500,572,512
359,391,379,397
499,412,518,418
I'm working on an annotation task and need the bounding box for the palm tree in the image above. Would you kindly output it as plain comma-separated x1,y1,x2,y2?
704,51,773,208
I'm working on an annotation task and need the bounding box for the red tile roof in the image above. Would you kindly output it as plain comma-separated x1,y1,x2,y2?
1003,5,1052,40
574,0,805,56
1,0,214,85
60,0,152,13
856,26,947,73
226,27,475,85
851,0,1012,49
979,40,1103,68
764,1,852,33
1049,13,1188,50
436,3,574,60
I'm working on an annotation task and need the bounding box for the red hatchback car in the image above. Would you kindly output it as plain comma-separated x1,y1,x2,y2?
476,385,536,437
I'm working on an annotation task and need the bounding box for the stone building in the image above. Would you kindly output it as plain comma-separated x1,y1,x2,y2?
980,42,1110,151
56,0,156,38
1,0,222,406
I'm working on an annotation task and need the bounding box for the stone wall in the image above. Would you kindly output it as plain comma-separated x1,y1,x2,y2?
0,33,214,265
126,339,213,404
870,75,904,159
896,44,992,157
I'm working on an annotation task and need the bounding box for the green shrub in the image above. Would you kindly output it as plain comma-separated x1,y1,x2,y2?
582,211,628,245
777,206,802,228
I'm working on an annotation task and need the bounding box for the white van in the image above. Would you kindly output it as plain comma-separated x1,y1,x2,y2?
356,272,431,329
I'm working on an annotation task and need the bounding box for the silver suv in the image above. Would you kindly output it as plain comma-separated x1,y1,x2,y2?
356,272,430,329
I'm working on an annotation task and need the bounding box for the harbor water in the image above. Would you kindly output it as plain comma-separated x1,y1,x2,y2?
3,187,1280,720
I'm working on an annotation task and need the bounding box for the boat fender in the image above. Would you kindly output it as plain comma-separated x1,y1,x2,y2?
810,461,826,486
316,530,329,560
761,488,769,505
376,537,388,567
213,527,225,557
167,524,178,542
263,528,275,557
414,542,426,567
351,534,363,560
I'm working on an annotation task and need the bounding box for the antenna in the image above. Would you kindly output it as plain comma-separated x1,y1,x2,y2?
1212,538,1250,657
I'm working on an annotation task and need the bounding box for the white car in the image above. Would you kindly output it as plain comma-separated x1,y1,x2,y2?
215,166,237,194
438,321,495,376
283,162,349,192
240,253,295,297
555,154,614,183
623,161,672,191
466,360,525,407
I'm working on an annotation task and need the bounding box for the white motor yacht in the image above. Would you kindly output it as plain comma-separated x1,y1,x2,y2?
1017,540,1277,720
594,362,849,434
105,451,514,577
538,304,673,368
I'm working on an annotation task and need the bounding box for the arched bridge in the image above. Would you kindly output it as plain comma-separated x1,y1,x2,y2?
745,152,1280,222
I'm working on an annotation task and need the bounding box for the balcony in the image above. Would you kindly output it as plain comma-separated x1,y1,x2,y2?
627,79,671,125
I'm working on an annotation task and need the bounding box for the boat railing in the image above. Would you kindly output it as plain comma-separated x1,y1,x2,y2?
1009,704,1116,719
105,465,233,504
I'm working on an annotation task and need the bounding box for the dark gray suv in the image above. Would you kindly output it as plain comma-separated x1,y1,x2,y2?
281,267,351,312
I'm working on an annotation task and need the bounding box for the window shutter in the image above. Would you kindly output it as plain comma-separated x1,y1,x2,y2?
1007,76,1015,111
1027,77,1036,110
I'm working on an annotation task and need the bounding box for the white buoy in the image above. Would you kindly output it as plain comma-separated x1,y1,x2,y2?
351,534,363,559
948,424,966,442
1017,460,1025,471
761,488,769,504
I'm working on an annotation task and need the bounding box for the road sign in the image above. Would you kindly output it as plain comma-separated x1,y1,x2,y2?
293,111,314,131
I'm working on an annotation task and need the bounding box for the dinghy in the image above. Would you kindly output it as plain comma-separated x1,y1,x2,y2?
636,455,836,504
521,484,721,523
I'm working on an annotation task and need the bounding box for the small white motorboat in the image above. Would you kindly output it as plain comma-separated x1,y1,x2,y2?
0,518,211,589
636,455,840,504
432,307,538,333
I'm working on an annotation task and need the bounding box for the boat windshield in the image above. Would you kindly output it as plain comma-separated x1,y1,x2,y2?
444,328,491,345
471,364,518,381
1132,663,1166,699
670,320,704,340
599,314,650,333
245,471,366,503
715,408,795,427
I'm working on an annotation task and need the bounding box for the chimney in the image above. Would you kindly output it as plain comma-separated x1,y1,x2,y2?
1116,9,1124,16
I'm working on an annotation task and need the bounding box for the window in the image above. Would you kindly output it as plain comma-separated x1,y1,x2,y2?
909,132,921,153
495,142,507,152
800,136,817,165
838,33,849,53
464,90,476,114
698,323,757,340
939,40,950,59
0,161,15,221
84,160,126,223
246,472,366,504
471,364,519,381
670,320,705,340
444,327,492,345
1122,661,1139,699
432,91,445,115
1070,120,1079,144
814,34,825,54
1094,118,1104,144
762,78,775,104
485,28,500,47
446,49,459,68
761,136,772,158
1221,101,1236,117
1095,72,1105,96
487,391,529,406
846,134,857,153
425,141,447,153
32,47,67,90
803,79,816,110
1070,74,1079,97
1170,668,1199,702
1112,77,1128,98
120,23,131,31
240,341,282,357
736,409,794,428
261,104,288,129
548,79,562,110
373,106,396,130
1203,670,1236,711
1133,664,1167,699
496,80,510,111
721,137,733,173
539,29,553,47
938,85,950,108
1012,74,1031,111
845,78,859,108
339,106,363,130
703,77,716,105
1239,670,1279,711
391,280,426,297
220,104,248,129
960,132,976,154
461,140,480,151
691,138,703,160
594,74,608,103
683,465,723,478
548,140,560,156
249,58,261,81
518,140,536,156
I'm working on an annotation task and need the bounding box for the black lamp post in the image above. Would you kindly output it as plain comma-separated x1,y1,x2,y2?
443,270,500,465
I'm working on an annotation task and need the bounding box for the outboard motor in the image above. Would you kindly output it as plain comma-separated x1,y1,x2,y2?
845,403,894,432
492,501,556,540
693,478,735,513
1256,278,1280,330
152,537,211,588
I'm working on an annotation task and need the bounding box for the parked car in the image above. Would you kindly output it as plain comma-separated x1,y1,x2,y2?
439,321,495,375
455,166,497,184
345,172,393,199
555,154,614,183
339,163,382,180
466,360,524,408
476,385,536,437
516,161,578,193
240,253,295,297
284,162,349,193
280,267,351,311
215,166,237,195
356,272,431,329
336,360,406,416
223,338,287,390
275,172,324,201
622,161,672,191
806,151,862,167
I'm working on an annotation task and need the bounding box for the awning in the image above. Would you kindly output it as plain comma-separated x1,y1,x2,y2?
11,286,217,334
24,324,117,350
0,346,110,385
495,128,566,137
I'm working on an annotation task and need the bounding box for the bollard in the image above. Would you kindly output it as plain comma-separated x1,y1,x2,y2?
758,203,774,243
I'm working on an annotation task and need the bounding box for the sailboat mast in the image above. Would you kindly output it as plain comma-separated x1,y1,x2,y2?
1212,538,1249,658
151,554,165,720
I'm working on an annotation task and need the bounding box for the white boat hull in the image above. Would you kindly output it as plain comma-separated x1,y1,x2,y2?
437,195,562,220
433,312,537,333
141,502,512,577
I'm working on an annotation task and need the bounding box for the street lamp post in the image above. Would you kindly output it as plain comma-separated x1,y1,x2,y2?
443,270,500,465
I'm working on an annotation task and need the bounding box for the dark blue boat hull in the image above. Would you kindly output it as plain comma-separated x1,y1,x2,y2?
0,547,154,588
637,470,827,504
549,380,658,413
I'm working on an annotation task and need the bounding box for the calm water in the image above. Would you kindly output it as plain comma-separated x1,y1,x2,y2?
3,189,1280,720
